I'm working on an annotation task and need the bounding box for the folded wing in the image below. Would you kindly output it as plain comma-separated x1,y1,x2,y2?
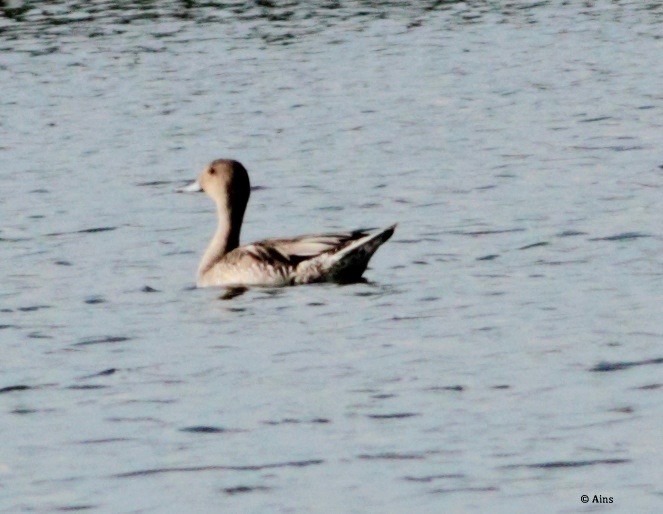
245,229,376,266
238,225,396,284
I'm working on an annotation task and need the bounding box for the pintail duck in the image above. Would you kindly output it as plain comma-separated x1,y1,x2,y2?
180,159,396,288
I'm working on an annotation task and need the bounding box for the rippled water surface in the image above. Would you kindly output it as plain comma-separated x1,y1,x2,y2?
1,1,662,512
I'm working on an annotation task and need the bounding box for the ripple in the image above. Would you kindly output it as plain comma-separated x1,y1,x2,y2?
0,385,32,394
17,305,51,312
371,393,396,399
431,486,498,494
78,226,117,233
80,368,117,379
535,259,588,266
367,412,419,419
358,452,426,460
425,385,465,392
589,357,663,372
519,241,549,250
0,236,30,242
501,459,629,469
78,438,132,445
180,426,241,434
31,335,58,346
84,296,106,304
222,485,270,495
47,226,117,237
114,459,324,478
452,228,526,237
12,408,39,415
578,116,612,123
635,383,662,390
135,180,181,187
557,230,587,237
55,506,97,512
263,418,330,425
590,232,651,241
73,336,132,347
403,474,465,482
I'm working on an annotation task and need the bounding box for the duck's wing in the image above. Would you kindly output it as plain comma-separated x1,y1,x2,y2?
246,228,378,267
238,225,396,285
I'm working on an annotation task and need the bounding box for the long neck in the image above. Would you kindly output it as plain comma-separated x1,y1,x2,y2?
197,198,242,278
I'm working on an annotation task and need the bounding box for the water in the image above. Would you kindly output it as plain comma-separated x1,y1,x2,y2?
1,1,662,512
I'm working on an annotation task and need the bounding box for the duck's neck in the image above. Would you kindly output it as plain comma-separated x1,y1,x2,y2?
197,199,242,278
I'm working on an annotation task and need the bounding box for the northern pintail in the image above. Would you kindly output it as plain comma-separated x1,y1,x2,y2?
180,159,396,288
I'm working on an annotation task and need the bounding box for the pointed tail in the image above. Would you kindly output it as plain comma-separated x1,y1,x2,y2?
332,224,396,263
325,224,396,282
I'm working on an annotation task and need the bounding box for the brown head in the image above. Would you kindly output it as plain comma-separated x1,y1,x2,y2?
181,159,251,251
197,159,250,204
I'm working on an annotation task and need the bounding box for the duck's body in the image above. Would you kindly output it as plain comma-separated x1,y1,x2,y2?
182,159,396,288
197,227,396,287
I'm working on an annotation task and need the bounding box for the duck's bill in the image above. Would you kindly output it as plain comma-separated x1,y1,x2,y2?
178,180,203,193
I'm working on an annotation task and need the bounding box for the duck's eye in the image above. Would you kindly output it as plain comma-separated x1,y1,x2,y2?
209,168,216,175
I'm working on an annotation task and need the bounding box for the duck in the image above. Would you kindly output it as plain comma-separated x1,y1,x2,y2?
180,159,396,288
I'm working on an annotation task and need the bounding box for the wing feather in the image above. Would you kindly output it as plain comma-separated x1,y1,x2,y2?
248,229,374,266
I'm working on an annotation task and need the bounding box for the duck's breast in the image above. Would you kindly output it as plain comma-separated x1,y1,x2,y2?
198,247,293,287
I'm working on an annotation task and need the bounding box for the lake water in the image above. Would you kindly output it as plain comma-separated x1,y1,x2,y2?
1,1,662,512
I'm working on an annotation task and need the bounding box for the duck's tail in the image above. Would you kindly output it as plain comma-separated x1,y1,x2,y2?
334,224,396,261
326,224,397,282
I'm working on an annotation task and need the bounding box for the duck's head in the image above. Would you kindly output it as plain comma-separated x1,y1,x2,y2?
181,159,251,207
